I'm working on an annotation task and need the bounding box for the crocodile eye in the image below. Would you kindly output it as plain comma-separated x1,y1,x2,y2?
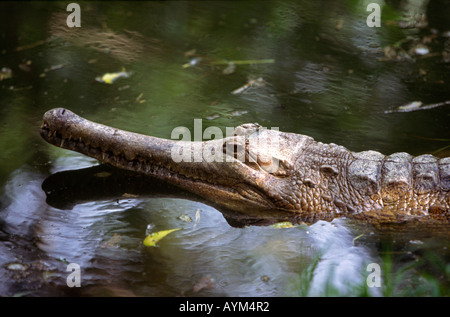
258,156,278,173
261,158,290,177
249,151,290,176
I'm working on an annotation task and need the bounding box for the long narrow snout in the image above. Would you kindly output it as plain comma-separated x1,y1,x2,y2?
40,108,277,213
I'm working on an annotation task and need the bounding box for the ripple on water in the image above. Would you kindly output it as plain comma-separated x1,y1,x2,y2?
1,166,381,296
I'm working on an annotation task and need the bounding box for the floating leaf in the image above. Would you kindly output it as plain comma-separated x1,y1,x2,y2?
135,92,146,103
5,262,28,271
101,233,122,248
270,221,294,228
229,110,248,117
397,101,423,111
0,67,12,81
96,68,133,84
231,77,265,94
205,113,221,120
222,62,236,75
352,233,364,246
182,57,203,68
178,214,192,222
193,209,201,229
143,228,181,247
184,49,197,58
384,100,450,113
414,47,429,55
43,63,66,73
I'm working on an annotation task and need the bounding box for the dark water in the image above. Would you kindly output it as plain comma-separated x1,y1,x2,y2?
0,1,449,297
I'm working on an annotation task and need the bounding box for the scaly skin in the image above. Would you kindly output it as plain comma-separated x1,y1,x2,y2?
39,108,450,224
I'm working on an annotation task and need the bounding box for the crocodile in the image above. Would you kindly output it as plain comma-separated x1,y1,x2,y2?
39,108,450,224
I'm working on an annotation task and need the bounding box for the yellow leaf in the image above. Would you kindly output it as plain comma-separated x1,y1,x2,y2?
95,68,132,84
143,228,181,247
270,221,294,228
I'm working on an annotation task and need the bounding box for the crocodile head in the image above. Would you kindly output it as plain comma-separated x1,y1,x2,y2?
40,108,321,216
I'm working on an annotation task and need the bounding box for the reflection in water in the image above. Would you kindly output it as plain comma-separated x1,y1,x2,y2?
0,162,379,296
14,163,384,296
0,167,65,296
305,219,380,296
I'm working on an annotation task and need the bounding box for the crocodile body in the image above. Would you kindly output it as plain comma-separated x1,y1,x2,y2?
39,108,450,224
